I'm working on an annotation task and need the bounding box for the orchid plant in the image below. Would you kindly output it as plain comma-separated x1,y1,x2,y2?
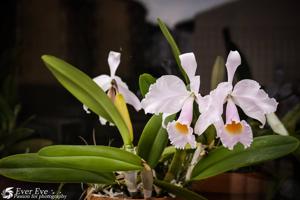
0,19,299,200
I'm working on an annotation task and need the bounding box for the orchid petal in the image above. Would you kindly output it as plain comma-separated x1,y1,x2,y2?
213,119,225,138
99,116,114,126
99,116,108,125
179,53,197,81
231,79,278,127
141,75,190,115
190,75,200,94
118,85,142,111
108,51,121,77
167,120,196,149
83,104,91,114
114,76,141,111
226,98,240,124
177,96,194,125
194,82,232,135
114,76,128,89
93,74,112,92
162,113,172,128
218,120,253,150
196,94,210,114
84,75,111,115
226,51,241,83
82,75,111,115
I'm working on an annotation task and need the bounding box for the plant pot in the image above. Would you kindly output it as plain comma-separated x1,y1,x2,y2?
88,195,181,200
191,172,270,200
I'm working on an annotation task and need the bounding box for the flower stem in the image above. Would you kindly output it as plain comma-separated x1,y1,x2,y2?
185,144,205,181
163,149,186,182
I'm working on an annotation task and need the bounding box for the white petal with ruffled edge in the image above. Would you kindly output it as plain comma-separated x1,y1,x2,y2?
226,51,241,84
167,121,196,149
108,51,121,77
194,82,232,135
231,79,278,127
166,96,196,149
217,120,253,150
141,75,190,115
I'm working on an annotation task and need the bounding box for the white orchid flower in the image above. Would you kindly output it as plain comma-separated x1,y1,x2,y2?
83,51,141,125
141,53,200,149
195,51,278,150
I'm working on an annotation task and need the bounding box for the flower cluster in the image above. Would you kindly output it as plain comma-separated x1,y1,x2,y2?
90,50,278,150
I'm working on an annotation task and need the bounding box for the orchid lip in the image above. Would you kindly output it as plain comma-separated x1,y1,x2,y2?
225,121,243,135
175,122,189,135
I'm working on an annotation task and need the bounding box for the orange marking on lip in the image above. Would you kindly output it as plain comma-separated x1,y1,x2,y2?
225,121,243,135
175,122,189,135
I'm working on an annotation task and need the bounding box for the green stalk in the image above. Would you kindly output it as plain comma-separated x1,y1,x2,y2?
163,149,186,182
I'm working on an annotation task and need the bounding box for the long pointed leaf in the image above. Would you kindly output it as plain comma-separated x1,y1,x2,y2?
38,145,143,172
0,154,115,184
41,55,131,145
154,179,207,200
138,114,176,168
191,135,299,180
157,18,188,84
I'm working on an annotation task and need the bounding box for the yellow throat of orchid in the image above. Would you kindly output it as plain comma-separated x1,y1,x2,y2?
225,121,243,135
175,122,189,135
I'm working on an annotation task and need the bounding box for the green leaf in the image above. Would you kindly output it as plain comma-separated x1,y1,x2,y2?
41,55,131,145
138,114,175,168
160,146,195,163
160,146,176,162
154,179,207,200
38,145,143,172
282,103,300,133
191,135,299,180
139,73,156,97
157,18,189,84
210,56,225,90
0,153,115,184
